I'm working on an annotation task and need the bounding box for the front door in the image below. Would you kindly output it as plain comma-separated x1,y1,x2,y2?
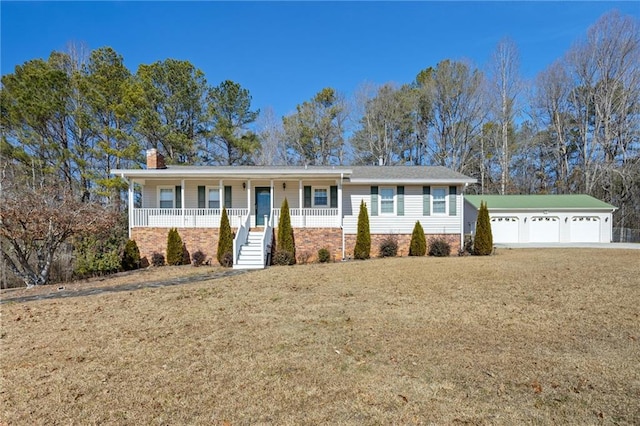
255,187,271,226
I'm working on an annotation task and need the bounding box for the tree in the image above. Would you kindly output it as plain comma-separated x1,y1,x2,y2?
134,59,208,164
166,228,183,265
409,221,426,256
205,80,260,165
488,38,522,194
0,167,117,287
351,83,418,165
353,200,371,260
474,201,493,255
416,60,487,175
276,198,296,264
255,106,290,165
217,207,233,266
283,87,347,165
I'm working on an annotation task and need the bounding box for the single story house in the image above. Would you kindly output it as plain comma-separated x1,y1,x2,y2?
464,195,617,244
110,149,476,268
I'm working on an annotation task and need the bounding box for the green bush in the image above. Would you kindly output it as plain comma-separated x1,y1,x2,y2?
379,235,398,258
166,228,184,265
121,239,141,271
318,248,331,263
277,198,296,265
428,238,451,257
273,250,295,266
74,233,122,278
191,250,206,267
354,200,371,260
217,207,233,267
474,201,493,255
409,221,427,256
151,252,165,267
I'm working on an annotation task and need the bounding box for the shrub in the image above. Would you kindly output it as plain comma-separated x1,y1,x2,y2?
277,198,296,265
220,252,233,268
121,239,141,271
379,235,398,258
191,250,206,267
273,250,294,266
298,251,312,265
217,207,233,267
166,228,184,265
474,201,493,255
74,233,122,278
151,252,165,267
429,238,451,257
318,248,331,263
409,221,427,256
459,234,474,256
354,200,371,260
182,244,191,265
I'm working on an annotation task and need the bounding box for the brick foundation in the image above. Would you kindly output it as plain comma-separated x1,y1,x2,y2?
344,233,461,258
287,228,343,262
132,228,220,266
131,227,462,265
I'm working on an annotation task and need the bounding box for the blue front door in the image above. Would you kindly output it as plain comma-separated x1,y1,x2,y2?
255,187,271,226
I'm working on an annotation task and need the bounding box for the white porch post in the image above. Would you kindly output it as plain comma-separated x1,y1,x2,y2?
298,180,303,227
247,180,252,227
337,177,343,228
181,179,186,226
270,179,274,212
127,179,134,239
219,179,224,209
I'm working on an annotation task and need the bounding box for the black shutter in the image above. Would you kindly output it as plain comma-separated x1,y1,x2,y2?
198,186,205,208
423,186,431,216
397,186,404,216
330,186,338,208
175,186,182,209
449,186,457,216
224,186,232,208
371,186,378,216
304,186,312,208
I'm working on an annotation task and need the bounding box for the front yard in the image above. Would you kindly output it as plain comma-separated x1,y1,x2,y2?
1,249,639,424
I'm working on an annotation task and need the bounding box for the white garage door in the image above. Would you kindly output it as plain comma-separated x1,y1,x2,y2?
490,217,519,243
570,216,600,242
529,216,560,242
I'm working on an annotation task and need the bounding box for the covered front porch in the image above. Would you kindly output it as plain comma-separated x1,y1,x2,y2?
125,177,344,231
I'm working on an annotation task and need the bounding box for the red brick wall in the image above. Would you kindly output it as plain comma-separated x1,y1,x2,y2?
132,228,219,265
287,228,343,262
344,233,461,258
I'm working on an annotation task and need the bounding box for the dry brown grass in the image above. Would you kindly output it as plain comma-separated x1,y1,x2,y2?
1,249,639,425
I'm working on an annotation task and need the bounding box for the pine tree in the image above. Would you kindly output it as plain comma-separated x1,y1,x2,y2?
277,198,296,264
354,200,371,260
474,201,493,255
409,221,427,256
217,207,233,266
166,228,184,265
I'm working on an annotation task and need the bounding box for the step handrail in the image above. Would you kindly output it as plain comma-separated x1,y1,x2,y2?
233,212,251,265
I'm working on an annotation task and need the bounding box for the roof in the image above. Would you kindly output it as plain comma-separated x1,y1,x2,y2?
110,165,476,184
464,194,616,211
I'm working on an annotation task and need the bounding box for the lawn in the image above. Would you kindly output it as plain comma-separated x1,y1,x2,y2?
1,249,639,425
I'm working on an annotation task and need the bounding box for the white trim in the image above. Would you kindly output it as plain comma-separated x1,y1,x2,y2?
431,186,448,215
379,186,395,215
158,186,175,208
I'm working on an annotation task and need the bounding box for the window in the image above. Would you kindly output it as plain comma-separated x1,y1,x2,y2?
207,188,220,209
159,188,174,208
313,188,328,207
380,187,394,214
432,187,447,214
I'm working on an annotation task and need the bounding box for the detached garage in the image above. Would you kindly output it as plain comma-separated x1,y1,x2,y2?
464,195,616,244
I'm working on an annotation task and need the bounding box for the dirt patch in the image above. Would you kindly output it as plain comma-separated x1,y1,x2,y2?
2,249,639,424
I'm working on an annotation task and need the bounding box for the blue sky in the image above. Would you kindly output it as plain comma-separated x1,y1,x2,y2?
2,2,638,119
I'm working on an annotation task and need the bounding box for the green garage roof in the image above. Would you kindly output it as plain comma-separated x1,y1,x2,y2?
464,194,616,210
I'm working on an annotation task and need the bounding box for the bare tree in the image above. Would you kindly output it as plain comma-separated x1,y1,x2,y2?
255,106,289,165
488,38,522,194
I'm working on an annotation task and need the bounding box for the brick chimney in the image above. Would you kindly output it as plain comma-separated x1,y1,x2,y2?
146,148,166,169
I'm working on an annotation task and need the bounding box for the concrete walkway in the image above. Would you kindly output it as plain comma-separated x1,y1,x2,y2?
495,242,640,250
0,268,250,305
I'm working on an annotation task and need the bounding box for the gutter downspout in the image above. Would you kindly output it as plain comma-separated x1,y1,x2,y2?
461,183,468,250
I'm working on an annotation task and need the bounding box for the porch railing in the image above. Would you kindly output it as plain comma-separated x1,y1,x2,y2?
261,213,274,267
233,213,251,265
272,208,340,228
131,208,249,228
